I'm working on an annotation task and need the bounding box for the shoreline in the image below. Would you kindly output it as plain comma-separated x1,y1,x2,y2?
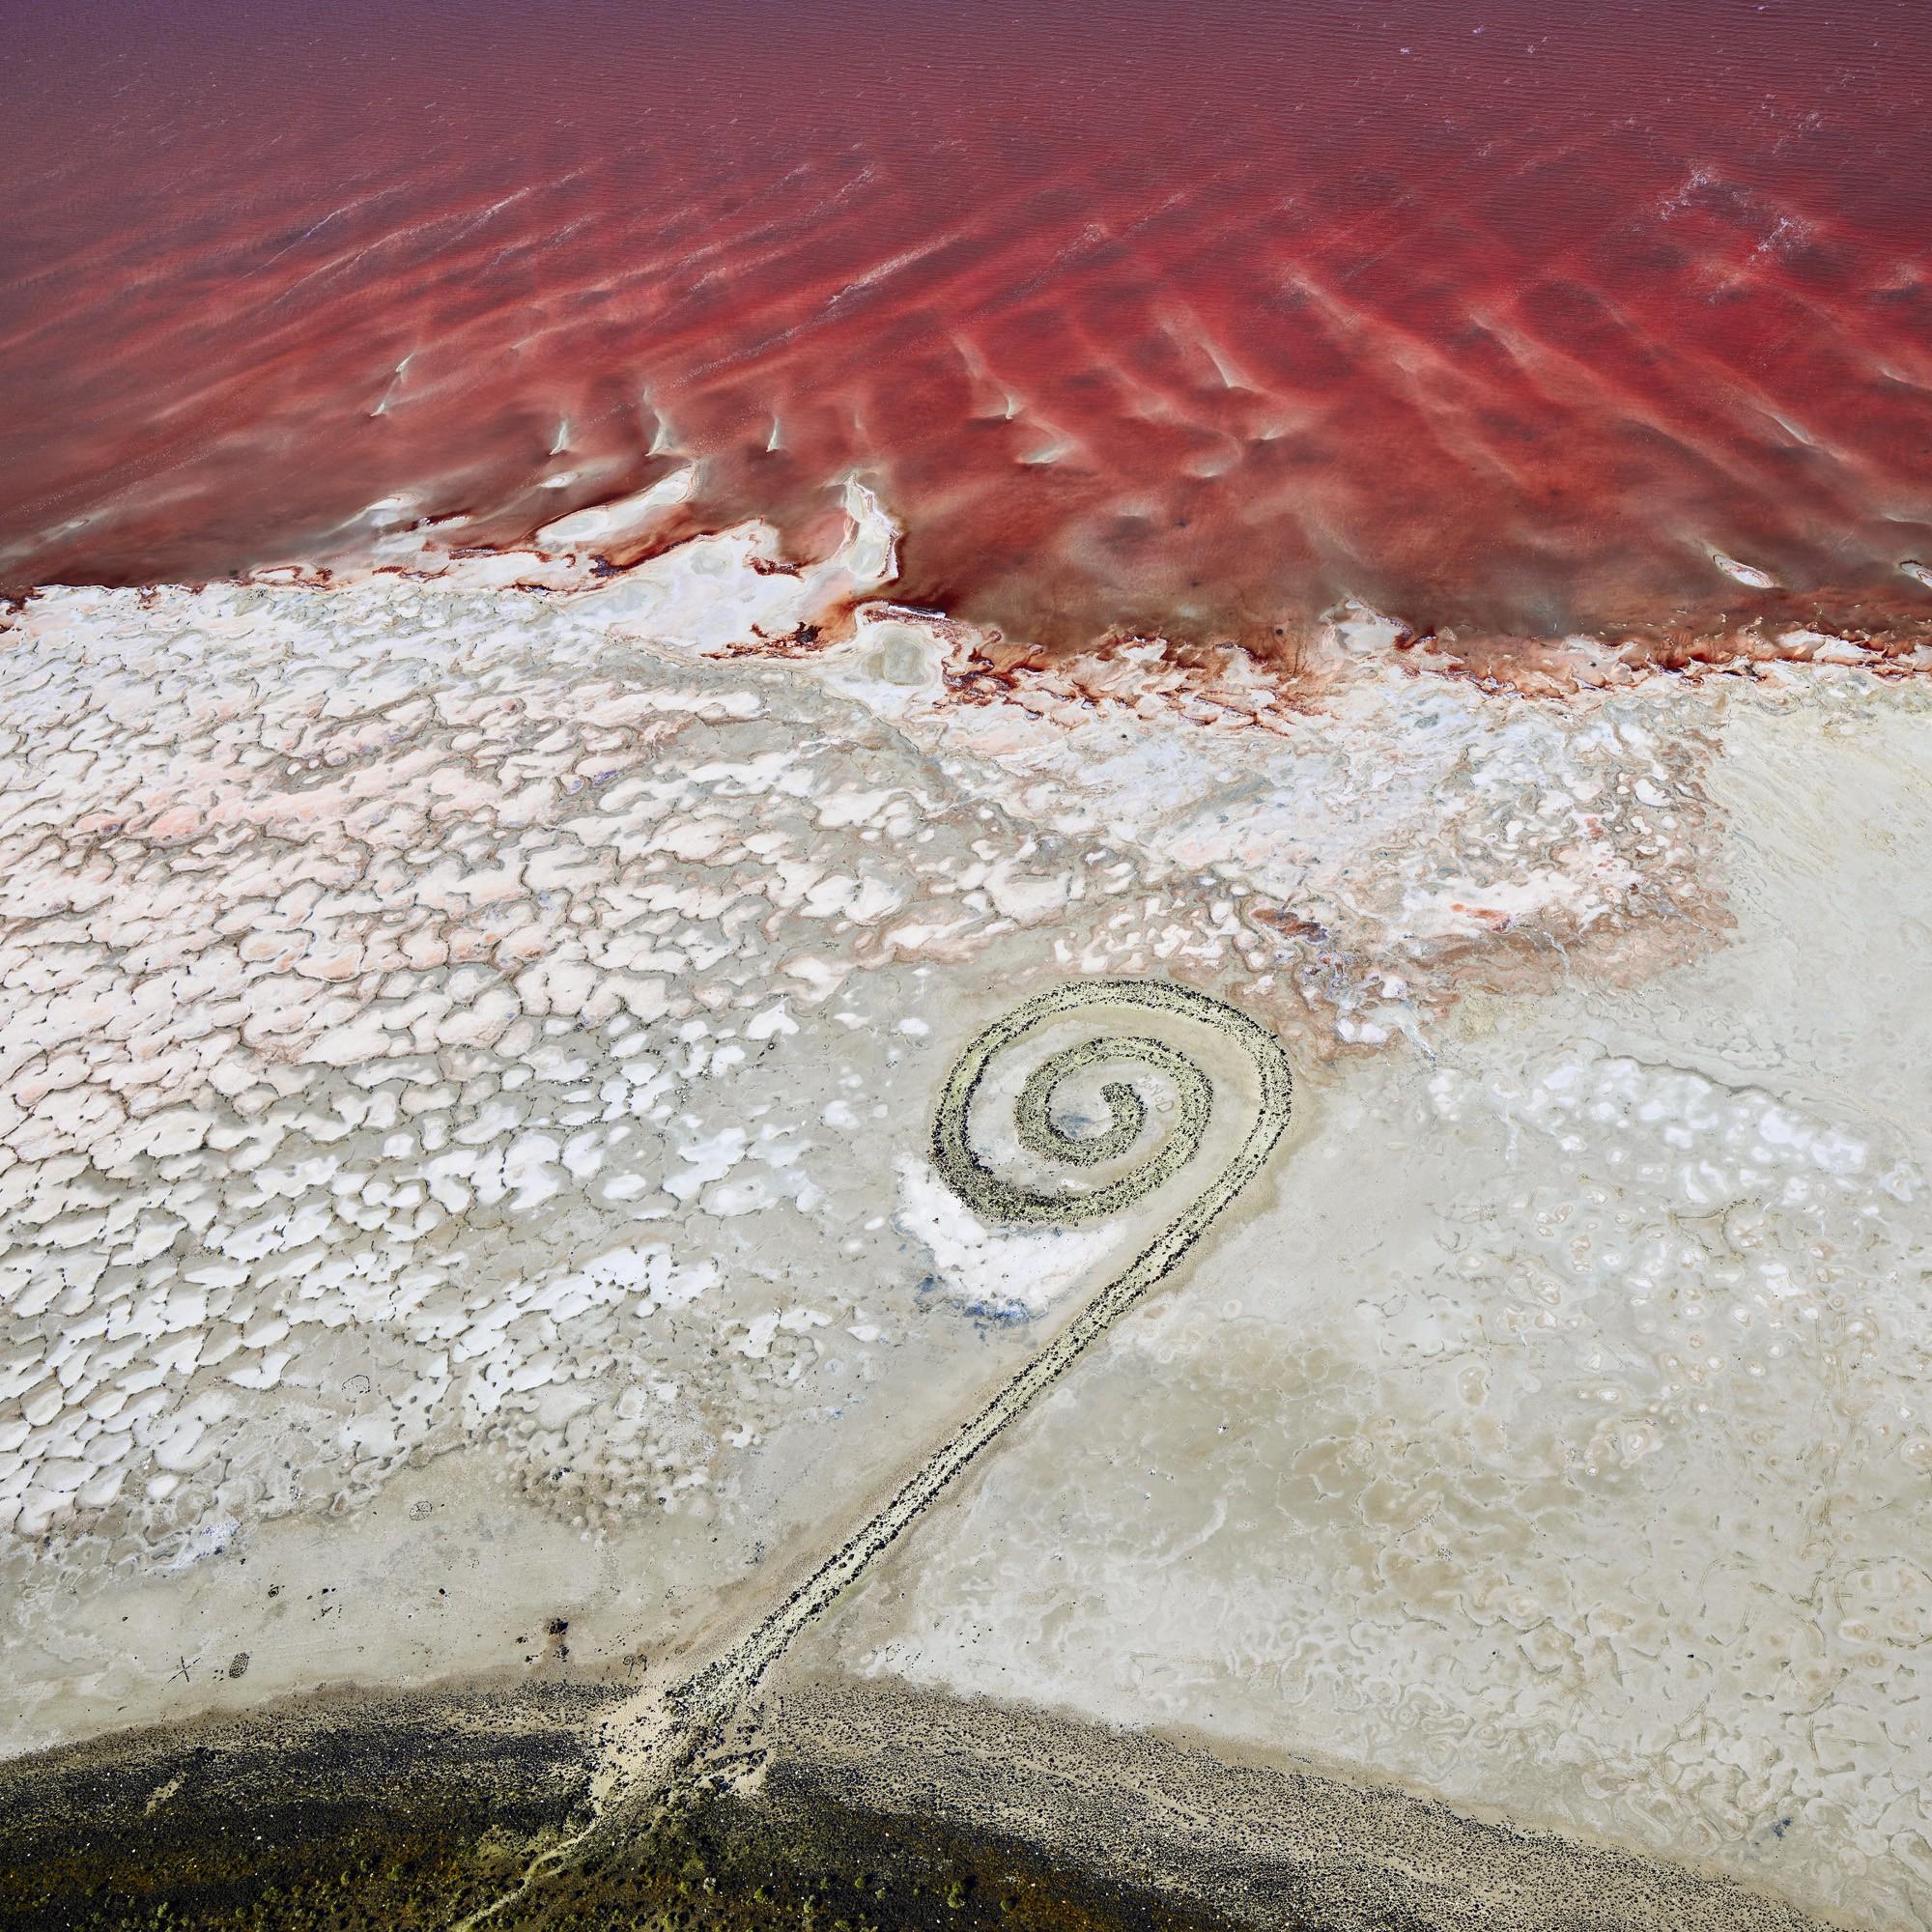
0,1675,1849,1931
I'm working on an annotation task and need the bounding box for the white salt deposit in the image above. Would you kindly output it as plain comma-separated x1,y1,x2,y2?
2,499,1928,1926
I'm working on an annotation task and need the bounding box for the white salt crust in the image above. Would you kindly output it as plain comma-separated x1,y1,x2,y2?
0,507,1731,1576
2,502,1928,1925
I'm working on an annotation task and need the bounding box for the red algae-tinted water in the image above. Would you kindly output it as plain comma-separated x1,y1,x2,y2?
4,0,1930,651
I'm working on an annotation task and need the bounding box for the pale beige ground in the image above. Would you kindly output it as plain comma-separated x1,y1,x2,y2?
802,690,1932,1929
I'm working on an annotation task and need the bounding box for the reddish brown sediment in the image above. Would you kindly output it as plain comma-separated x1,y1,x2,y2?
5,0,1930,662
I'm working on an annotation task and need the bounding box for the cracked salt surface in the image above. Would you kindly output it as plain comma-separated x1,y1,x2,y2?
1,505,1928,1925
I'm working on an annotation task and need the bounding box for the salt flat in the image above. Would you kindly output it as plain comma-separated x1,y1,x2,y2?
1,506,1927,1926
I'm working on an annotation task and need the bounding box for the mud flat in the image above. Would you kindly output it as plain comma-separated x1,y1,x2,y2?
0,1675,1843,1931
0,1684,614,1931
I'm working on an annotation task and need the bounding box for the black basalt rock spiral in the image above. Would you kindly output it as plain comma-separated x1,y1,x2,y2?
463,980,1293,1919
673,979,1291,1754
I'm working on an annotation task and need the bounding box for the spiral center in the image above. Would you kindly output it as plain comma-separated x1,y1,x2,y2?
933,1012,1215,1228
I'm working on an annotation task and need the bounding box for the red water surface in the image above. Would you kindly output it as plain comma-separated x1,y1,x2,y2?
5,0,1931,650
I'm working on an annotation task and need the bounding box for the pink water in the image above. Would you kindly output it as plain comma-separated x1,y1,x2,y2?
5,0,1930,656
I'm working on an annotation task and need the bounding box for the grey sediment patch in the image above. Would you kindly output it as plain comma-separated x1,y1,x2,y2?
0,1680,1251,1931
0,1672,1846,1930
745,1677,1850,1932
0,1684,618,1931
